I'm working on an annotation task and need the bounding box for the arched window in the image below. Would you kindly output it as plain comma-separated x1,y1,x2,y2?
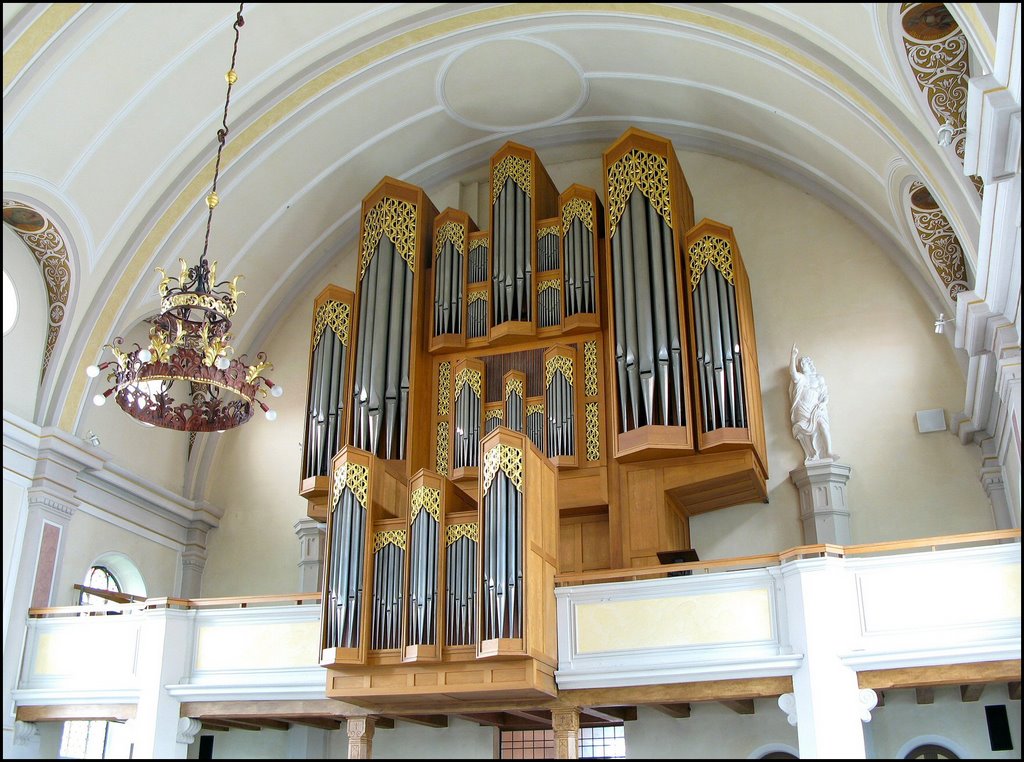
906,743,960,759
78,565,122,605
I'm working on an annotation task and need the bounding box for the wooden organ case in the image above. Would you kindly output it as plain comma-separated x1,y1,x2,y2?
300,128,767,711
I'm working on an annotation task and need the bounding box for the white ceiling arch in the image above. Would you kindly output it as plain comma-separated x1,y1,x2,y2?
2,3,990,438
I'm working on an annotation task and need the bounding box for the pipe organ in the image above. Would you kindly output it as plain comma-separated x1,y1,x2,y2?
303,128,767,708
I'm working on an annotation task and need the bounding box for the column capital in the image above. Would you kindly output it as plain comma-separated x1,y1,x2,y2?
26,490,77,521
176,717,202,745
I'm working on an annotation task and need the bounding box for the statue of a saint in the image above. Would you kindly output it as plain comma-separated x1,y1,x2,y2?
789,344,837,463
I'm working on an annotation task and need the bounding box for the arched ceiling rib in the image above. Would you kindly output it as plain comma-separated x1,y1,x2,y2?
1,3,985,433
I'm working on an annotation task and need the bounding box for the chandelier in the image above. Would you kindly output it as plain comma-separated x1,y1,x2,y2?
87,3,281,432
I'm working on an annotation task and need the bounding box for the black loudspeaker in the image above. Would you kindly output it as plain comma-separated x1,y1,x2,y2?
985,705,1013,751
199,734,215,759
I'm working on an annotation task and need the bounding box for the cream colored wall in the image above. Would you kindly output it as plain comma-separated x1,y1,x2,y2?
54,511,179,605
199,147,991,595
201,254,357,596
2,226,47,422
369,716,494,759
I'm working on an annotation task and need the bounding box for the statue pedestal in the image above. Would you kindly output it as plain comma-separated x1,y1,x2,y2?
789,461,853,545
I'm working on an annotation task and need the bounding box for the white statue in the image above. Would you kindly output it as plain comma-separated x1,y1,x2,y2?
789,344,837,463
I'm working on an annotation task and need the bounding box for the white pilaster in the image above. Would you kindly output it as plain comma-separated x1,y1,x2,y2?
131,609,194,759
780,558,874,759
293,518,325,593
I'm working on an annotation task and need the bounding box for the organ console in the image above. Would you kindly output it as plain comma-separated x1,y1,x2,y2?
301,128,767,708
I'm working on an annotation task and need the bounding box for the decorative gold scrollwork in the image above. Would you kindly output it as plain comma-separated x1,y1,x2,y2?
482,443,524,494
584,340,598,397
688,235,735,289
437,361,451,416
561,196,594,233
332,461,370,509
374,529,407,553
492,155,533,203
486,408,503,421
445,522,478,546
436,421,449,476
585,402,600,461
455,367,482,398
469,238,488,252
607,149,672,236
537,225,560,240
505,377,525,398
908,181,969,300
361,196,417,279
434,221,466,259
545,354,575,387
410,485,441,523
537,278,561,293
525,402,544,417
313,300,351,349
467,290,487,304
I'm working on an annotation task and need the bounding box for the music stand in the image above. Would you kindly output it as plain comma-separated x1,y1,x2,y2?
657,549,699,577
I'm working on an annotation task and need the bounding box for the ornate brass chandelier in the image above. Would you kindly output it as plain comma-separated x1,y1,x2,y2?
87,3,281,432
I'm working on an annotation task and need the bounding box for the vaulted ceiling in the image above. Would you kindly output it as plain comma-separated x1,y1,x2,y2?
2,3,999,432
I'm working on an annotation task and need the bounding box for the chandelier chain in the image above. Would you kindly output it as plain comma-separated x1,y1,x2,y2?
201,3,245,266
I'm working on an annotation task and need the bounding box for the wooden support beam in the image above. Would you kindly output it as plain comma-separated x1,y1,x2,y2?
372,717,395,729
250,718,290,731
388,715,449,728
648,703,691,718
454,713,508,728
581,706,637,723
274,716,341,731
200,721,230,732
208,718,264,731
502,710,552,730
915,688,934,705
1008,681,1021,701
960,684,985,702
858,660,1021,690
721,700,755,715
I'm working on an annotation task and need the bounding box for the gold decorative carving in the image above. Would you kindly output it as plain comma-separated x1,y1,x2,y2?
469,238,488,253
688,235,735,289
332,461,370,510
161,291,236,319
586,402,601,461
360,196,417,279
562,196,595,233
410,485,441,523
505,377,525,398
454,367,482,398
525,402,545,417
437,361,451,416
374,529,407,553
606,149,672,235
486,408,504,421
313,300,351,349
545,354,575,387
482,443,524,494
492,155,533,203
436,421,449,476
467,290,488,304
537,278,561,293
445,522,478,546
3,201,72,378
584,340,598,397
908,182,969,300
536,225,560,240
434,221,466,259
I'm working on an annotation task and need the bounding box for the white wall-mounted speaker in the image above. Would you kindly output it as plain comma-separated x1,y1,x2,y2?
916,408,947,433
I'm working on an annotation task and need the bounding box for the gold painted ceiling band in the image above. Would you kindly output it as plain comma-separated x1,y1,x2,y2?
63,2,963,431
